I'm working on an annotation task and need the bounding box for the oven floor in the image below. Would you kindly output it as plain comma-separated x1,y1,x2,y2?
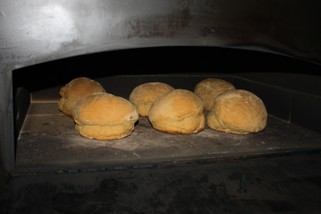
15,102,321,172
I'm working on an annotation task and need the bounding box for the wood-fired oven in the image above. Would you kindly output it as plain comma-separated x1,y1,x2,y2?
1,0,321,212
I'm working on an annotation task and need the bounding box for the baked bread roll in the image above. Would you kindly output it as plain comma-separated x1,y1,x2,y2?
149,89,205,134
194,78,235,111
207,89,267,135
129,82,174,116
58,77,106,117
73,93,139,140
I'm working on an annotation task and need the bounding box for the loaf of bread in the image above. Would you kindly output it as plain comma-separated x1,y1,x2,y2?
72,93,139,140
58,77,106,117
129,82,174,117
148,89,205,134
194,78,235,111
206,89,267,134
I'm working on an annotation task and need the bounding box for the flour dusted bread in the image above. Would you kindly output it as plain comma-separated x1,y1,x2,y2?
129,82,174,117
207,89,267,135
58,77,106,117
149,89,205,134
73,93,139,140
194,78,235,111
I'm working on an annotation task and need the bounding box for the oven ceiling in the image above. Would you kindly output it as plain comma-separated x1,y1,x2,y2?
1,0,321,69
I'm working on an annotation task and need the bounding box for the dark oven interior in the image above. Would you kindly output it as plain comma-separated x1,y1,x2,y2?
11,46,321,174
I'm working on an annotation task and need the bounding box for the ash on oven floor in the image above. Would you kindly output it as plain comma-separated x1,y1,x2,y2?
15,103,321,172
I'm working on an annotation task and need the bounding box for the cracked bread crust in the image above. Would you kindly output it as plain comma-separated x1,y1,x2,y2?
129,82,174,117
73,93,139,140
149,89,205,134
207,89,267,134
194,78,235,111
58,77,106,117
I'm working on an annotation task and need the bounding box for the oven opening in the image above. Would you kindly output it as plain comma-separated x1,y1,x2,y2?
11,47,321,174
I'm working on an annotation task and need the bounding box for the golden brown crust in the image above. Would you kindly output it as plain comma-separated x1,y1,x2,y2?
74,123,135,140
194,78,235,111
73,93,139,140
129,82,174,117
206,89,267,135
58,77,106,117
149,89,205,134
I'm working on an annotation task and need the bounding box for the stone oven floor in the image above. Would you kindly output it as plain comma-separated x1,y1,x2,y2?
15,102,321,173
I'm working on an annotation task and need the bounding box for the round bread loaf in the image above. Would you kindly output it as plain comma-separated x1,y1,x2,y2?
73,93,139,140
207,89,267,135
129,82,174,117
149,89,205,134
194,78,235,111
58,77,106,117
